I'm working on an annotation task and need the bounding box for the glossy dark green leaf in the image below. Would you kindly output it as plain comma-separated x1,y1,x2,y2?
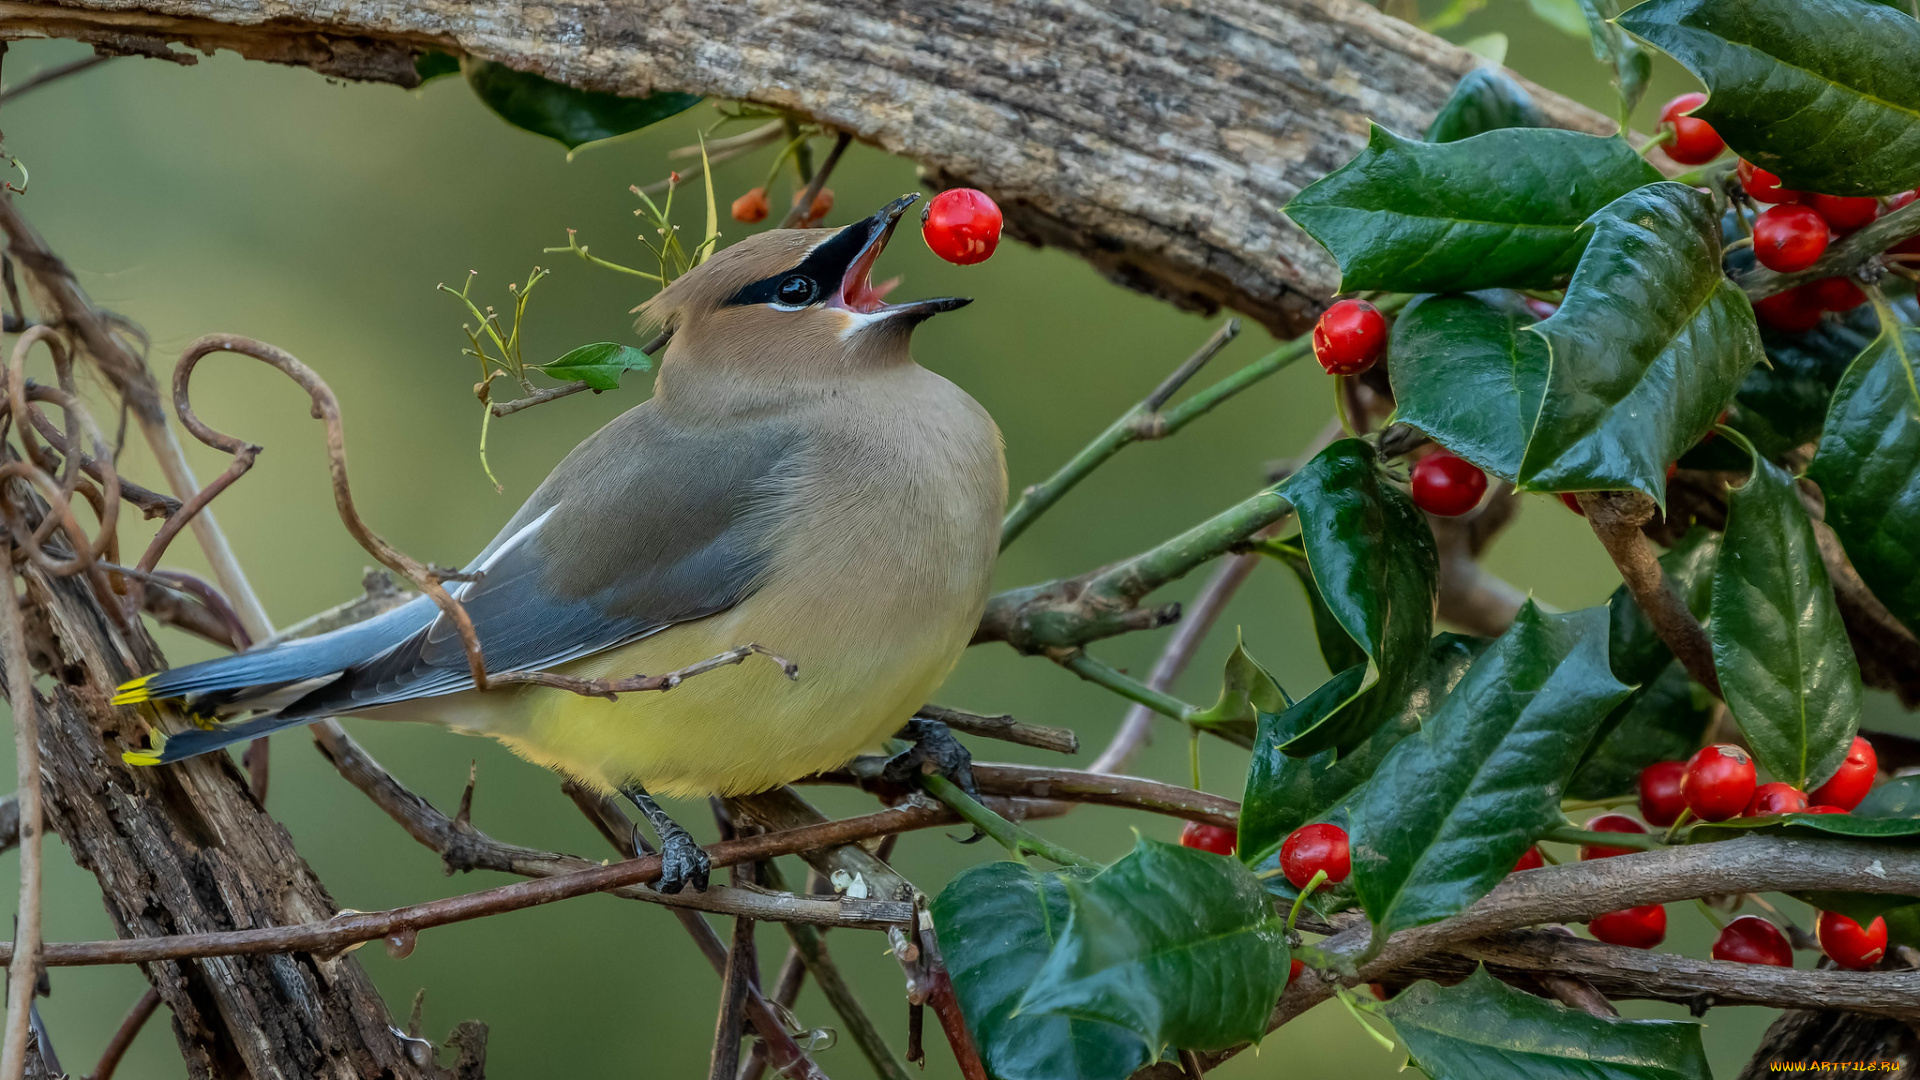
414,51,462,85
464,60,702,151
1352,603,1630,936
1019,838,1288,1054
1426,69,1547,143
1577,0,1653,127
1710,454,1861,789
1376,968,1710,1080
1241,635,1485,867
931,862,1148,1080
1276,547,1369,676
1567,662,1712,800
1808,325,1920,636
539,342,653,391
1726,315,1873,461
1518,183,1764,502
1284,126,1663,294
1274,440,1438,757
1617,0,1920,197
1187,640,1289,742
1860,774,1920,817
1389,292,1548,479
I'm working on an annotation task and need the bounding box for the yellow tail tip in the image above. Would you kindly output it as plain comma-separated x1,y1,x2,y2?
121,731,167,767
112,675,154,706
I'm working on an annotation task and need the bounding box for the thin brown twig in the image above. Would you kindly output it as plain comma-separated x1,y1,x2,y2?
0,55,110,104
812,760,1239,828
778,131,851,228
488,379,589,418
711,914,756,1080
1577,490,1722,697
489,643,798,699
913,703,1078,755
0,547,40,1080
84,988,159,1080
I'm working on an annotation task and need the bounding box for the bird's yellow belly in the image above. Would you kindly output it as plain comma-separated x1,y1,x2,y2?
445,570,980,798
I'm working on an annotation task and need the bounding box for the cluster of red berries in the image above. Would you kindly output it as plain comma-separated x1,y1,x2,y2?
727,186,1004,268
1654,93,1912,334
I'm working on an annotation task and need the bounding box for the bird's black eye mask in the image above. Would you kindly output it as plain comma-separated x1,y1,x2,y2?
723,226,867,310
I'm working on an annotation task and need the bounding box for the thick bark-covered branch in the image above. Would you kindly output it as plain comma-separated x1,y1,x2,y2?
0,0,1614,336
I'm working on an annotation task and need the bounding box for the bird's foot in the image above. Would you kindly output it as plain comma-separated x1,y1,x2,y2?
883,715,978,798
656,824,712,895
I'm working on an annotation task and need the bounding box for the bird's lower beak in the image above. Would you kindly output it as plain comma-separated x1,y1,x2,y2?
831,194,972,321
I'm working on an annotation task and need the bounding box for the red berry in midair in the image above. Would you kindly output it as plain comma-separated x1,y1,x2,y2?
1745,782,1810,817
1280,823,1351,889
1657,93,1724,166
1806,276,1866,312
1738,159,1801,204
1179,819,1238,856
1512,846,1545,873
731,187,770,224
1589,904,1667,949
1712,915,1793,967
1754,285,1826,333
1807,193,1879,233
1410,453,1487,517
1753,204,1831,273
1817,911,1888,970
1313,300,1388,376
1580,813,1648,860
1682,744,1758,822
1810,736,1879,811
1638,760,1689,827
922,188,1003,265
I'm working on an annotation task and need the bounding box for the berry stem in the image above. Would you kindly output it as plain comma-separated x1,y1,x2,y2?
1693,898,1729,932
917,772,1100,869
1333,987,1398,1053
1662,806,1695,845
1286,870,1329,933
1636,127,1675,158
1059,651,1202,725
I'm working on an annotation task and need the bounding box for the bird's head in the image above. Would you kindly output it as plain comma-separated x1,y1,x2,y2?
639,194,970,381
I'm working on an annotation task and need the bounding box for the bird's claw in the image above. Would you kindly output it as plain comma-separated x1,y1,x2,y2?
656,828,711,895
884,716,978,798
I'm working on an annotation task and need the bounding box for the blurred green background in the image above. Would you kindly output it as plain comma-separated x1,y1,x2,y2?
0,3,1907,1075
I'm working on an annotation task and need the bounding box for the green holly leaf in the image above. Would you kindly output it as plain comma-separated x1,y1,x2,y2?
1567,662,1713,800
1710,452,1861,789
931,862,1149,1080
1518,183,1764,502
1375,968,1710,1080
1351,603,1631,937
1426,69,1547,143
1861,774,1920,817
1808,324,1920,636
1273,545,1369,676
1272,440,1438,757
464,60,702,152
1388,292,1548,479
1240,635,1485,868
1617,0,1920,197
1284,126,1662,294
1186,639,1290,741
1019,838,1288,1054
1731,315,1873,461
539,342,654,391
1575,0,1652,129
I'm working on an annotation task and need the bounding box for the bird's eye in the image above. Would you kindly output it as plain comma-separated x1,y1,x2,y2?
775,275,819,307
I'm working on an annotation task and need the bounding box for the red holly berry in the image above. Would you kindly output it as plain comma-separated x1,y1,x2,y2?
922,188,1002,265
1289,957,1304,983
1589,904,1667,949
730,187,770,224
1817,911,1888,970
1809,735,1879,811
1560,492,1586,516
1745,782,1810,817
1752,204,1831,273
1712,916,1793,967
1657,93,1724,166
1807,193,1878,233
1410,453,1487,517
1312,300,1388,376
1682,744,1758,822
1754,285,1826,333
1802,805,1847,815
791,186,835,226
1806,276,1866,312
1280,823,1351,889
1638,760,1690,827
1179,819,1238,856
1580,813,1648,860
1738,159,1801,204
1512,846,1545,873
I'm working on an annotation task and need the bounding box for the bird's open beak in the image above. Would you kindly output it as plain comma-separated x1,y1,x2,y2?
830,194,972,321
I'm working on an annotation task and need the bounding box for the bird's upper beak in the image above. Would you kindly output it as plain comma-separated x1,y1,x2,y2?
829,194,972,322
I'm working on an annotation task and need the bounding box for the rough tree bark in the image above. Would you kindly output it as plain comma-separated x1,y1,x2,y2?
0,0,1617,337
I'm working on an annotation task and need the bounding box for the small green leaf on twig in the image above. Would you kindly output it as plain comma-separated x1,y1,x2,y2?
538,342,653,391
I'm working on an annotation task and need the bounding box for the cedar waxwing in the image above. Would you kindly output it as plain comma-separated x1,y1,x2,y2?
115,195,1007,892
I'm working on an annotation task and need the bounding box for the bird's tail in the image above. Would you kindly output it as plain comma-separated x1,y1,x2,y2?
121,712,328,766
